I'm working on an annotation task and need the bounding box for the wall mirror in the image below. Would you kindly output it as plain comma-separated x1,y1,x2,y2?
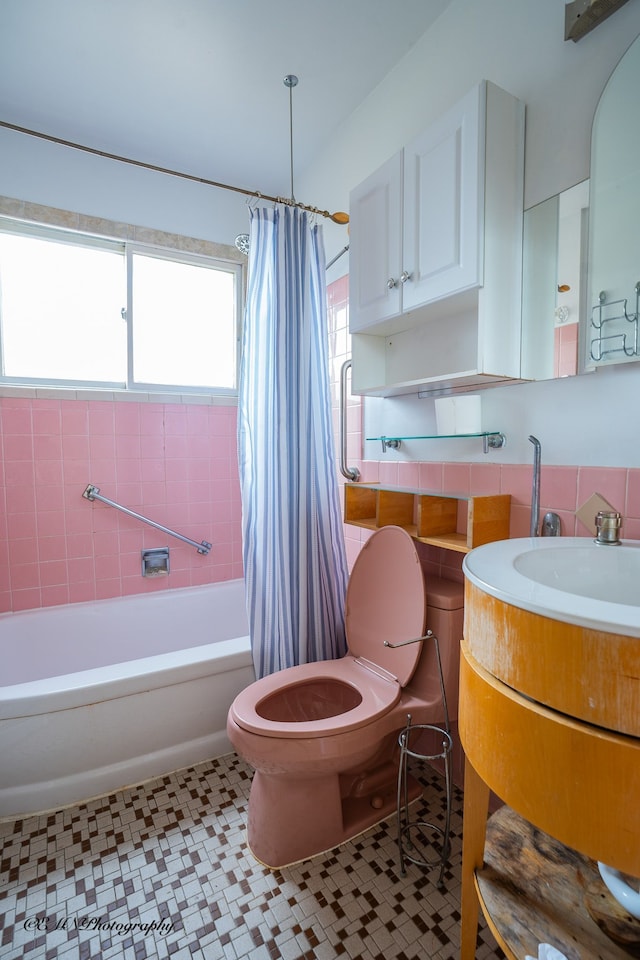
521,180,589,381
587,31,640,370
521,31,640,382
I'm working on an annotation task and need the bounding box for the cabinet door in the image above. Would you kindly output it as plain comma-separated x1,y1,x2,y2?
402,83,484,313
349,151,403,332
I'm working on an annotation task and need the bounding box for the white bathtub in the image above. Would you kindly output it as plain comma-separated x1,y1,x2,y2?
0,580,254,819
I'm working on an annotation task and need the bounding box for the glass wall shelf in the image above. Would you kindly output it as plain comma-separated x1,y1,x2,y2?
366,432,506,454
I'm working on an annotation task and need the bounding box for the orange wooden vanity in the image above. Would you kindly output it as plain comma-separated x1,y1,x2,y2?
459,581,640,959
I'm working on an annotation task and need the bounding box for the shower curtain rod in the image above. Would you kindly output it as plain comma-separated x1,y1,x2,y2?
0,120,349,225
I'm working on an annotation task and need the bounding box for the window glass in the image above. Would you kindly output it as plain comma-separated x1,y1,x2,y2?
0,229,126,382
131,252,237,390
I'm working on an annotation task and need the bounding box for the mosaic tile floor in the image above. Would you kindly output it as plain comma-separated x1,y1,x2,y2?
0,753,505,960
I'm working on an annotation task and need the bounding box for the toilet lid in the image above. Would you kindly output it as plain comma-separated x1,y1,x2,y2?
345,526,426,686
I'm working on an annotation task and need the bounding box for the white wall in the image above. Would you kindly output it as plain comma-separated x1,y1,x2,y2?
310,0,640,467
0,126,249,247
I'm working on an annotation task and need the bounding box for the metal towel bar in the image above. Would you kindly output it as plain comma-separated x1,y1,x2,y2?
384,631,433,649
82,484,212,555
339,359,360,482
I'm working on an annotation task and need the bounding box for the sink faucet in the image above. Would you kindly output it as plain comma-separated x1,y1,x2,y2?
595,510,622,545
528,436,541,537
528,436,561,537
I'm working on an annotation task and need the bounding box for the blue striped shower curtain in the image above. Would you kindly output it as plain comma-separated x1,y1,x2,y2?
238,206,349,678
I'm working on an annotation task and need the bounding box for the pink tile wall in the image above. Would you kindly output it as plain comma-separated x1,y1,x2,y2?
0,397,242,612
339,457,640,561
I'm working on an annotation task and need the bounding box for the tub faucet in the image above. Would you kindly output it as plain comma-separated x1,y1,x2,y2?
528,435,541,537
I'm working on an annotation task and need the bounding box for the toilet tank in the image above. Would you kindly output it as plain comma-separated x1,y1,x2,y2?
406,576,464,721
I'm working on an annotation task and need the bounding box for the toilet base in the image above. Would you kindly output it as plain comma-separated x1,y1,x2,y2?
245,768,422,869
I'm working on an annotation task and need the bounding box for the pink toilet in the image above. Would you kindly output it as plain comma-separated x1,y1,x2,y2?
227,526,463,869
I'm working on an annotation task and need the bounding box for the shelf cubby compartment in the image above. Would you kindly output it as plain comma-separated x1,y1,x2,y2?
344,483,511,554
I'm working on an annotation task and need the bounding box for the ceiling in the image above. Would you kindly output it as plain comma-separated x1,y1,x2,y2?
0,0,452,201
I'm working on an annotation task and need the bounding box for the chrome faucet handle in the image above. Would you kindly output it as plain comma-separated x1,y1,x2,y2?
595,510,622,545
384,630,433,648
542,512,561,536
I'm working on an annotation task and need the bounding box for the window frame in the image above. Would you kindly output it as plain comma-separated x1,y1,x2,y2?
0,216,242,397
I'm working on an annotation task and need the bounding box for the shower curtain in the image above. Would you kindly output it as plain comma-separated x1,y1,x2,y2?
238,206,350,679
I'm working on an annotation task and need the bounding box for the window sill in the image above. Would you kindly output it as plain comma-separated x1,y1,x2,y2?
0,383,238,405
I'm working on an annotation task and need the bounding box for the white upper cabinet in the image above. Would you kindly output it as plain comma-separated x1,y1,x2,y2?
349,81,525,397
349,152,403,329
403,84,481,312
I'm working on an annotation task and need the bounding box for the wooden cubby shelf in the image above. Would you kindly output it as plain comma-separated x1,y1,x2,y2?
344,483,511,553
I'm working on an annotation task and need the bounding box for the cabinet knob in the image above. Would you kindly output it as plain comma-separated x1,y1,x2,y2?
400,271,412,284
387,277,398,289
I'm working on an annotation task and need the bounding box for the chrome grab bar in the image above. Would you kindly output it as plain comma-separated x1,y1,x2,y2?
384,631,433,648
339,358,360,482
82,484,212,555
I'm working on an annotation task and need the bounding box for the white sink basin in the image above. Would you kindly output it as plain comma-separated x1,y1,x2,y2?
514,543,640,605
463,537,640,637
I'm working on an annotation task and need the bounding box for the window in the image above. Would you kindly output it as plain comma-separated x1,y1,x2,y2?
0,219,241,393
0,226,126,383
130,251,237,390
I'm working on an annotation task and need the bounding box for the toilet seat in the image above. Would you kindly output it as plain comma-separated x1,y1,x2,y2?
230,656,400,738
230,526,426,740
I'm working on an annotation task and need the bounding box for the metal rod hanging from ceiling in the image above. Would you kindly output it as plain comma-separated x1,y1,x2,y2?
284,73,297,203
0,119,349,225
